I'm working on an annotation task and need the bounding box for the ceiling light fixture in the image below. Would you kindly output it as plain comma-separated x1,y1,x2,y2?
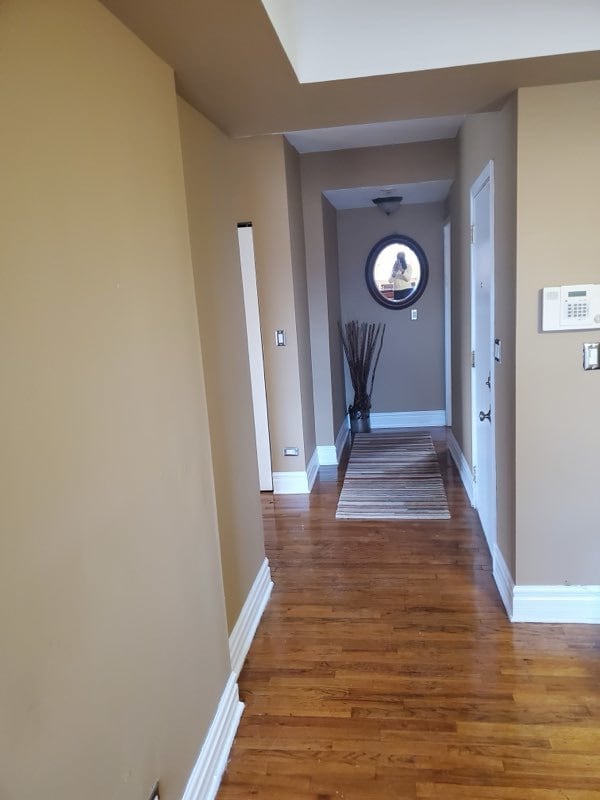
372,195,403,216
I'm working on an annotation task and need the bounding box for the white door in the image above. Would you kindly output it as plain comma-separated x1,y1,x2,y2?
470,163,496,552
238,224,273,491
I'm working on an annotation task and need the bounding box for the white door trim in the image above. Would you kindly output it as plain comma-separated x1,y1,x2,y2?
443,220,452,427
238,224,273,491
470,160,497,554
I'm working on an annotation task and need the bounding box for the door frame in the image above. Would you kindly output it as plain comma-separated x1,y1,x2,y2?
443,220,452,427
469,160,497,552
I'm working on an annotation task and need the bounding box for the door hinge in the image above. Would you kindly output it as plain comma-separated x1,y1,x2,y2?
470,224,475,244
471,350,476,368
473,465,477,483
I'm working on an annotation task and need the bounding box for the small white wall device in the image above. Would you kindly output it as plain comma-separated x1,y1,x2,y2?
542,284,600,331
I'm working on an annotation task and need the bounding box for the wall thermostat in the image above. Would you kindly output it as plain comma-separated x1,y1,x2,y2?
542,284,600,331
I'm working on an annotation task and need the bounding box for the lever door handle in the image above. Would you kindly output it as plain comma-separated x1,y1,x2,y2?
479,409,491,422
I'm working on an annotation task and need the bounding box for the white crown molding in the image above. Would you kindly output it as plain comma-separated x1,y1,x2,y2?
447,429,475,507
370,410,446,429
229,558,273,677
512,584,600,624
180,672,243,800
493,544,514,619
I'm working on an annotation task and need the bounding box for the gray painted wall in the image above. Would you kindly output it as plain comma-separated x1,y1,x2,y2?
337,203,446,414
300,139,456,446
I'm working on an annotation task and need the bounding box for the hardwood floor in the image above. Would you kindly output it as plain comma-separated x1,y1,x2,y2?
217,429,600,799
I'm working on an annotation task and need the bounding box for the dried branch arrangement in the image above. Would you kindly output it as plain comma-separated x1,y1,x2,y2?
338,320,386,420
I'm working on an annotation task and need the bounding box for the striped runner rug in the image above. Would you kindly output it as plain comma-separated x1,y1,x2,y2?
335,430,451,520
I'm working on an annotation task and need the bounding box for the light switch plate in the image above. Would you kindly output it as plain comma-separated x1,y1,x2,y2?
583,342,599,370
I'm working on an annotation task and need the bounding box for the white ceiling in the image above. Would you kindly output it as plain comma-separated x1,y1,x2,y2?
285,115,465,154
323,180,453,211
261,0,600,84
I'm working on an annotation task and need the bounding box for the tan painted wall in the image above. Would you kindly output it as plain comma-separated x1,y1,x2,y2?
0,2,231,798
338,204,446,413
284,141,317,462
229,136,313,473
177,98,266,630
515,80,600,585
322,198,347,434
449,99,517,574
300,140,456,446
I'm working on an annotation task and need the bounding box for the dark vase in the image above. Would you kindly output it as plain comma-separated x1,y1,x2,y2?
350,414,371,434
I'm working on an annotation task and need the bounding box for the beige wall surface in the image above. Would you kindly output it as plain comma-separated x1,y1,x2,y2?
284,141,317,462
177,98,266,630
229,136,310,473
515,81,600,585
301,140,456,446
450,99,518,574
322,198,347,434
0,2,231,799
338,204,446,413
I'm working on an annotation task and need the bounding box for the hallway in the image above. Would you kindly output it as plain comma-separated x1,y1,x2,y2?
217,430,600,799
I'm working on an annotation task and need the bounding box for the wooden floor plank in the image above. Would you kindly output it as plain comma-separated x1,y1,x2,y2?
217,429,600,799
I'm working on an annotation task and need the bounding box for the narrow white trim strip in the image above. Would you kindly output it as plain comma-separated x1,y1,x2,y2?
493,544,514,619
272,471,309,494
370,410,446,429
335,416,351,462
317,445,337,466
512,584,600,624
181,672,244,800
229,558,274,677
306,448,319,490
446,429,475,507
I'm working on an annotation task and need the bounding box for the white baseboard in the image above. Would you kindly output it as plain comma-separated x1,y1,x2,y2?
512,584,600,624
273,448,319,494
181,672,243,800
335,416,350,461
370,410,446,429
493,544,514,619
272,471,309,494
229,558,273,675
229,558,274,676
447,429,475,507
306,448,319,490
492,545,600,624
317,445,337,466
317,419,350,467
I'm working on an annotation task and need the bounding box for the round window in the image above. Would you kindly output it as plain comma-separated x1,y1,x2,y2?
365,234,429,310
